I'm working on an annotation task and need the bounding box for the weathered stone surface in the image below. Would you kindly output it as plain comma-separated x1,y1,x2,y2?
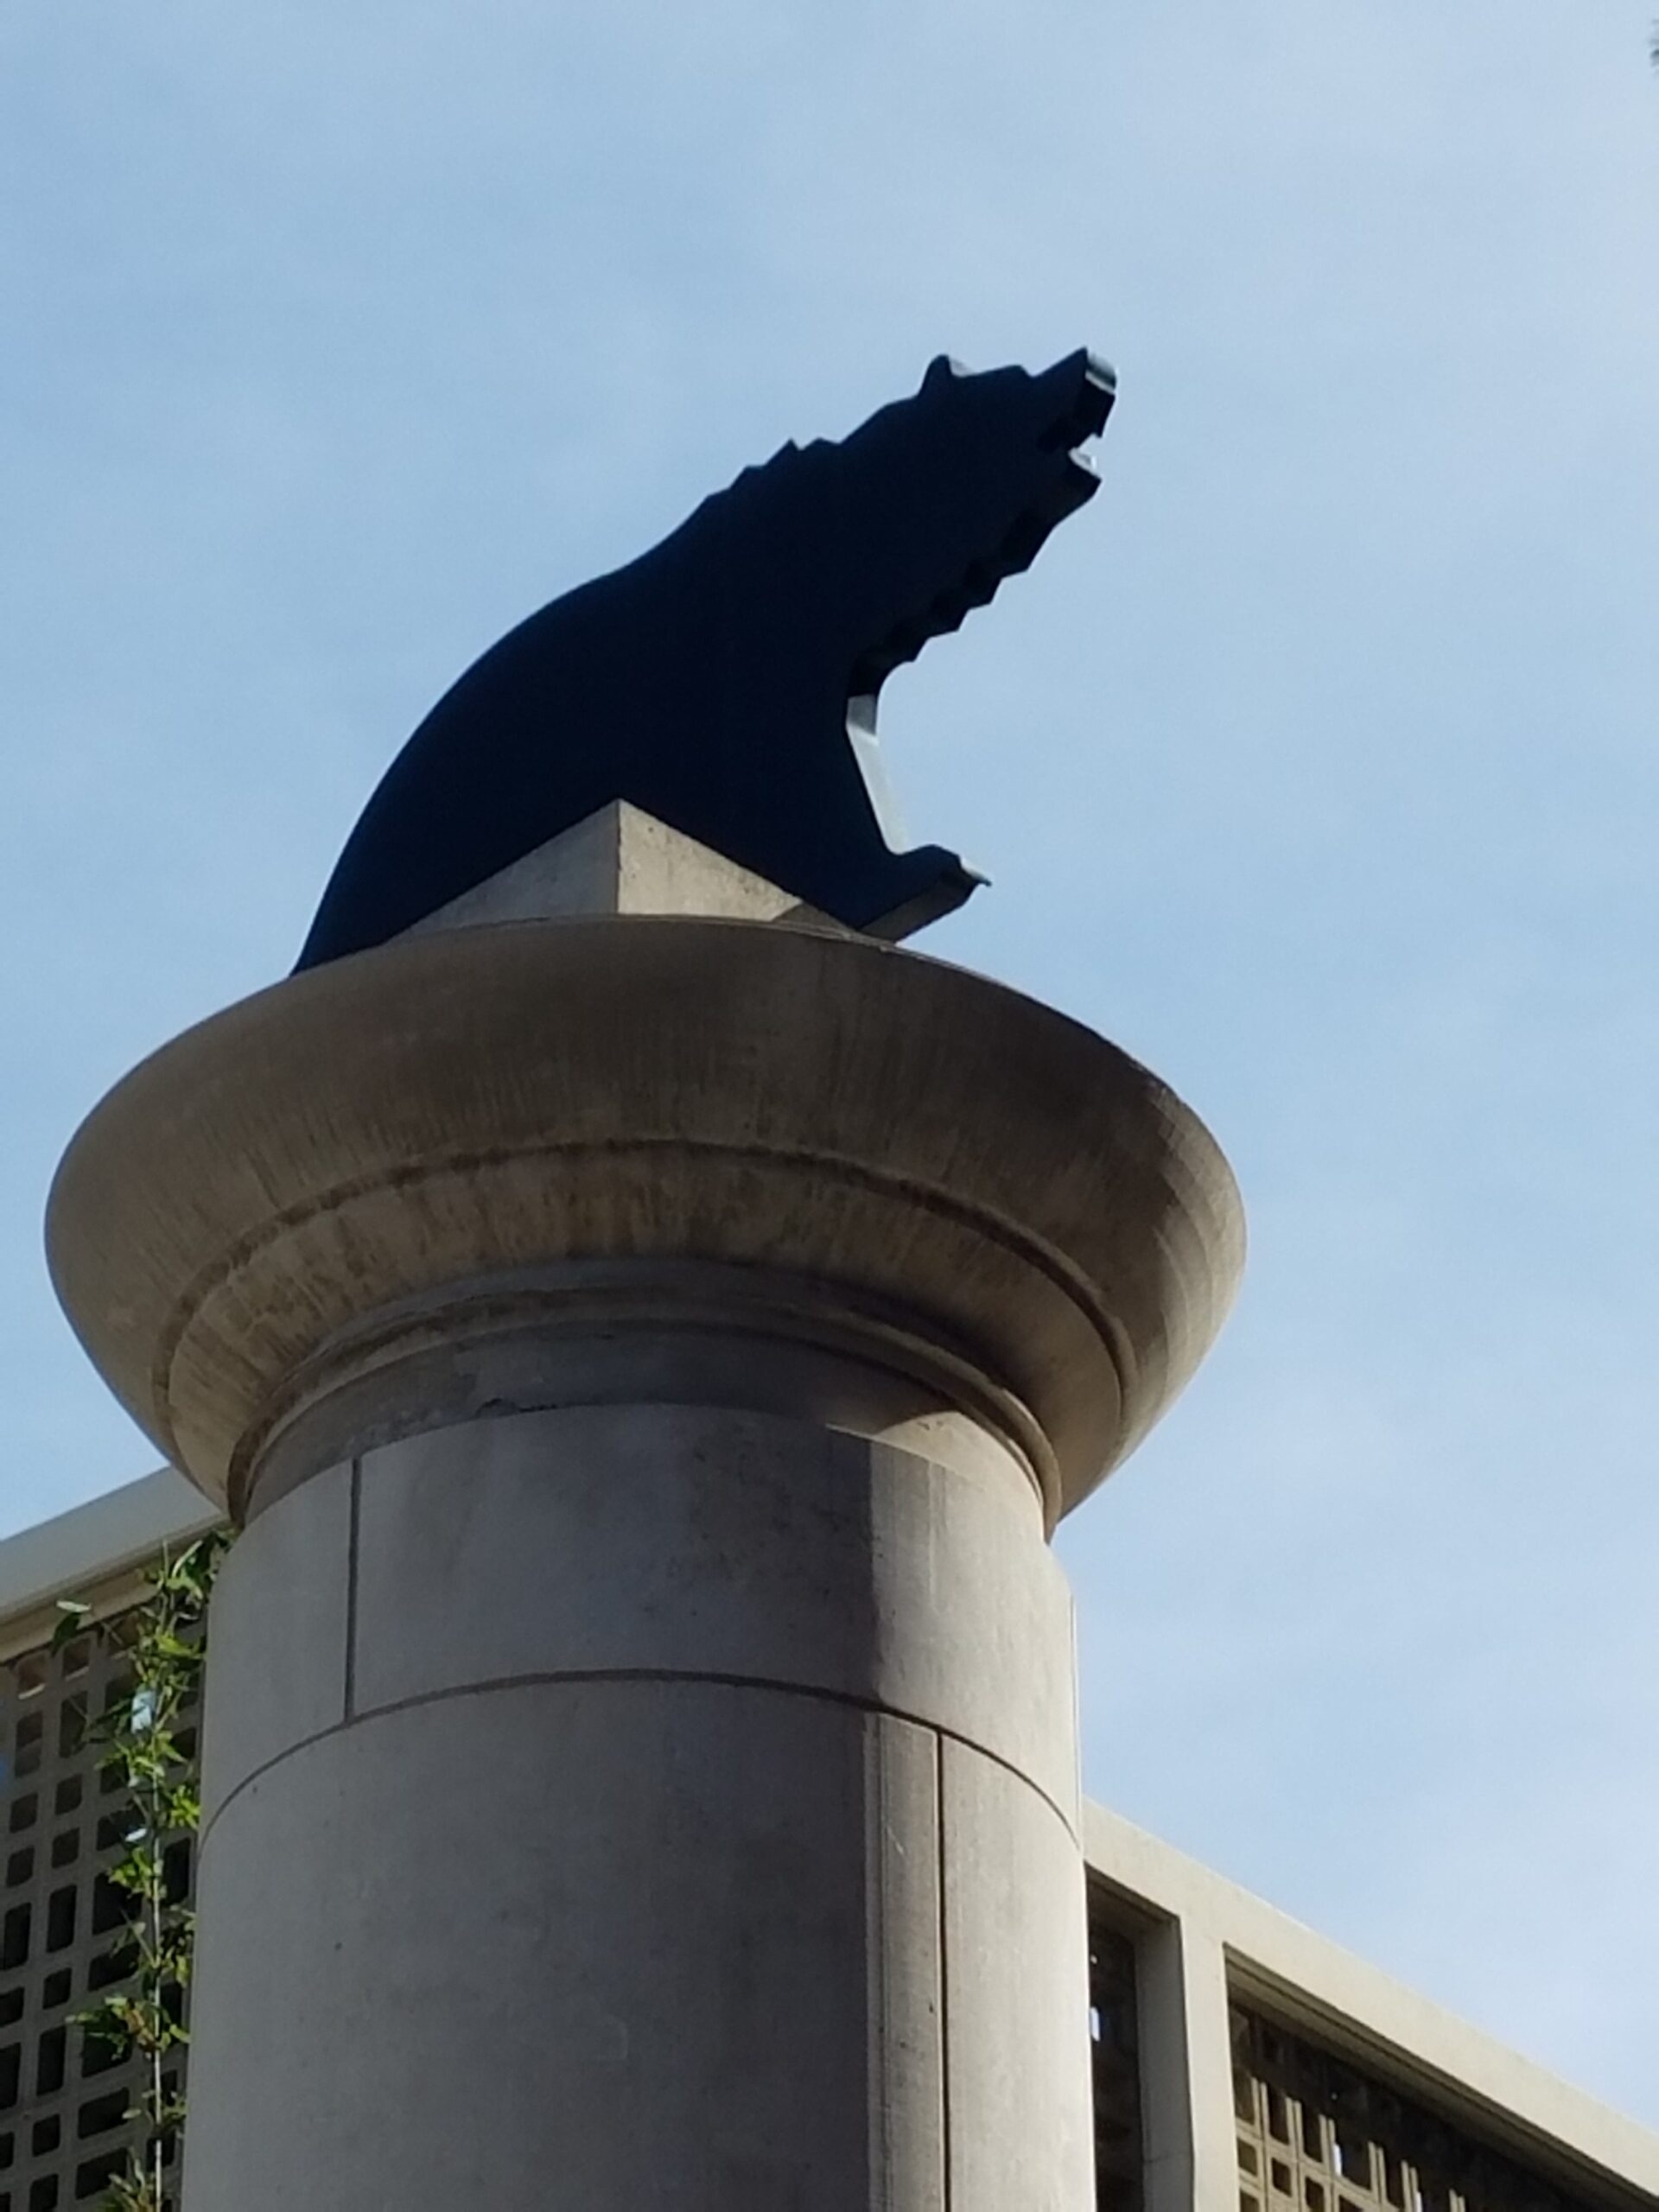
54,893,1244,2212
189,1683,950,2211
47,915,1243,1522
940,1739,1095,2211
198,1460,351,1821
347,1402,1079,1825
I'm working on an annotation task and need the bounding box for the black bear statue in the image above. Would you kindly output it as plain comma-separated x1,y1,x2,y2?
296,347,1116,969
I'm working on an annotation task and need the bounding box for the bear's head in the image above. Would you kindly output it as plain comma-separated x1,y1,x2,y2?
842,347,1116,695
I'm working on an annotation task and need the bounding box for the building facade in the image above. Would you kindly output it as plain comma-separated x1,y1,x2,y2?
0,1470,1652,2212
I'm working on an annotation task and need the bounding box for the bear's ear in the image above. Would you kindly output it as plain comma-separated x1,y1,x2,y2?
921,353,969,393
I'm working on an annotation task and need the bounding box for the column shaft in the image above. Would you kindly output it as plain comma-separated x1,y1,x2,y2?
183,1395,1094,2211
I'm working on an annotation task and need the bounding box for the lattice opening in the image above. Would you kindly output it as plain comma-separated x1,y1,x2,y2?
43,1895,74,1957
1088,1884,1144,2212
73,2094,124,2144
73,2150,124,2202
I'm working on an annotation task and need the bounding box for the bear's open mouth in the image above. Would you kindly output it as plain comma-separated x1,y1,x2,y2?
1040,350,1117,465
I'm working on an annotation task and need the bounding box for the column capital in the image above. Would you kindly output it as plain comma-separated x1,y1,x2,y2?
48,917,1243,1526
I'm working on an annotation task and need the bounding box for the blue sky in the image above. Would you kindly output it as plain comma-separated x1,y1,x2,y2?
4,0,1658,2130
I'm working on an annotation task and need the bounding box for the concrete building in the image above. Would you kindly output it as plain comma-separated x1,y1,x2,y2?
0,1467,1654,2212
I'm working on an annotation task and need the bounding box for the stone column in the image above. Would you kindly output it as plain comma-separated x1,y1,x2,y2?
47,817,1243,2212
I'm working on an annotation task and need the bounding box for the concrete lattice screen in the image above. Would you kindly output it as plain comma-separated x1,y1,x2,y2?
1232,2007,1605,2212
0,1617,193,2211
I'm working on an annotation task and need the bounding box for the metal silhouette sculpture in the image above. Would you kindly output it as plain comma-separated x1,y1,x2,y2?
296,347,1116,969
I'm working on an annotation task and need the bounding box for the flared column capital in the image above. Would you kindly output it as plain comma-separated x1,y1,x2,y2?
48,914,1243,1527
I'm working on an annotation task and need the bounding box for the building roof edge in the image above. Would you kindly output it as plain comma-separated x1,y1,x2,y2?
1083,1798,1659,2205
0,1470,221,1650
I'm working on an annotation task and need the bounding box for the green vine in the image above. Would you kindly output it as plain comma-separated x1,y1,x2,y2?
52,1533,230,2212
